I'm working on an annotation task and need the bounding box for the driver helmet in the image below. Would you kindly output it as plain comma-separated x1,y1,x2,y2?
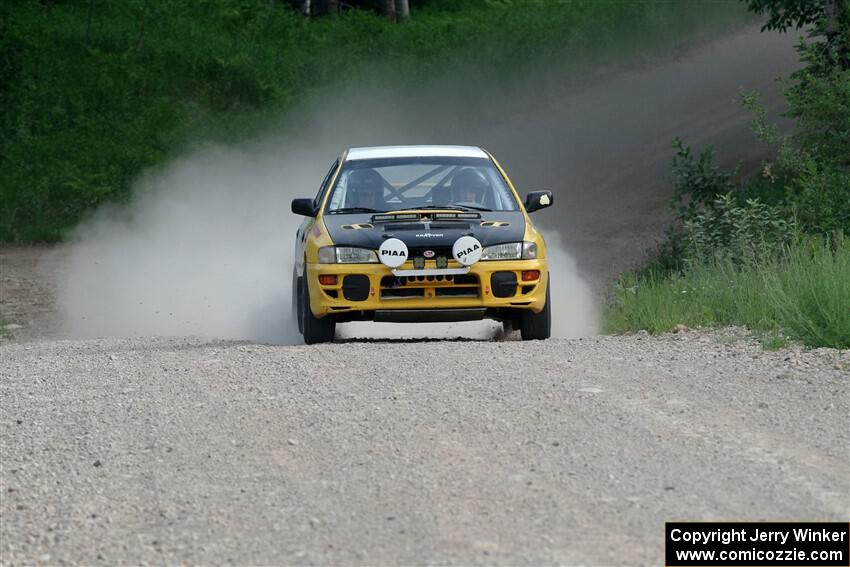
450,168,489,204
348,168,385,209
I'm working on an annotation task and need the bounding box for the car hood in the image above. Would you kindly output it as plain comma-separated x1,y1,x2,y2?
322,210,526,250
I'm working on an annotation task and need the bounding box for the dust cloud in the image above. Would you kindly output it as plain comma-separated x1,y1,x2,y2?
57,24,798,343
59,145,307,343
58,129,597,343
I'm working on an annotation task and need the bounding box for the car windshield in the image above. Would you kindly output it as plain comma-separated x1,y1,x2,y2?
324,157,519,214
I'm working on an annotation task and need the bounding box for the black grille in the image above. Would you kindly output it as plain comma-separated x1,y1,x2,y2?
453,274,477,286
407,246,453,258
342,275,370,301
379,273,479,296
491,271,517,298
428,222,471,230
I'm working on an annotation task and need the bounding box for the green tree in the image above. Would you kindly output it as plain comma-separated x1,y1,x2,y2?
742,0,849,67
743,0,824,30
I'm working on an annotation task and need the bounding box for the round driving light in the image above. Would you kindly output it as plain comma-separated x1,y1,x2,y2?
378,238,408,268
452,236,482,266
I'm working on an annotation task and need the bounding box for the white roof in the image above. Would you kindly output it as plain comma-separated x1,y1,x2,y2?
345,145,488,161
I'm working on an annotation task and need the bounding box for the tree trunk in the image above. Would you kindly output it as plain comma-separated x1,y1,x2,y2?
326,0,338,15
385,0,396,21
395,0,409,20
301,0,311,16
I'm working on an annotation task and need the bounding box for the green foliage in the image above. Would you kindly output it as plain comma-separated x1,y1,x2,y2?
682,193,797,265
648,138,795,271
780,47,850,234
761,235,850,347
604,236,850,349
759,333,791,350
651,69,849,272
785,62,850,166
792,160,850,233
740,90,779,145
670,137,738,218
741,0,823,31
612,1,850,347
742,0,850,67
0,0,748,242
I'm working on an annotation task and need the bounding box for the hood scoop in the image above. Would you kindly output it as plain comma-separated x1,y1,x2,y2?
342,223,374,230
480,220,510,227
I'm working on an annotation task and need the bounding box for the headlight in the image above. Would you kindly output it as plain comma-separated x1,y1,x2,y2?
318,246,379,264
480,241,538,260
480,242,521,260
522,241,537,259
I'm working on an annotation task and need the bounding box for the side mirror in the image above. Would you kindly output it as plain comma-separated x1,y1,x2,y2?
291,198,317,217
524,190,553,213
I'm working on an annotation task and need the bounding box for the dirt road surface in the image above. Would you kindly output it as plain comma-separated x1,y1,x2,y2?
2,333,848,565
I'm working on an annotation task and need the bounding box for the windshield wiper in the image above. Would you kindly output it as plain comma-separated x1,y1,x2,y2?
455,204,492,211
327,207,385,214
404,205,466,211
397,204,492,212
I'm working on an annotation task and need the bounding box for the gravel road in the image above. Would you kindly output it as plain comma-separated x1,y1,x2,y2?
2,331,848,565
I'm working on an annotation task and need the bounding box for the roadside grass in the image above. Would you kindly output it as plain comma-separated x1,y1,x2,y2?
604,236,850,349
758,333,791,351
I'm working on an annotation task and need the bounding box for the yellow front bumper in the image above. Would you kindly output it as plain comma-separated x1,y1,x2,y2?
306,259,548,318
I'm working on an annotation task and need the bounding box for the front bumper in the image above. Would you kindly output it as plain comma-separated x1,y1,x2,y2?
305,258,548,319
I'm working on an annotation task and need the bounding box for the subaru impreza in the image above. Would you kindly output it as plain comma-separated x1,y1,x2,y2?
291,145,553,343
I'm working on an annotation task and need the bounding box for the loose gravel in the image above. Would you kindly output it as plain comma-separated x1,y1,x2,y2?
1,330,847,565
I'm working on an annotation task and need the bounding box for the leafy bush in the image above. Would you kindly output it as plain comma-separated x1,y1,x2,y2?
681,193,797,265
669,137,738,218
780,53,850,234
647,138,795,271
786,65,850,166
790,157,850,234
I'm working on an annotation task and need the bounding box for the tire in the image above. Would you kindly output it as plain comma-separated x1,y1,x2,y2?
300,276,335,344
520,280,551,341
292,271,303,334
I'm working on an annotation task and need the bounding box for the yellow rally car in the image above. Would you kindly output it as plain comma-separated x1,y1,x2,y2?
291,145,553,344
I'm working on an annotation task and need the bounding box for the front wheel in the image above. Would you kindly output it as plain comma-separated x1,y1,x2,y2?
292,270,303,334
299,276,335,344
520,280,551,340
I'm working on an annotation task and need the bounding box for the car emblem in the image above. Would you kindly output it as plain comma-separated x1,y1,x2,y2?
423,250,435,258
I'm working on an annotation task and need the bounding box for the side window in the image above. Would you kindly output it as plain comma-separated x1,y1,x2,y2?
327,170,349,211
314,160,339,208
